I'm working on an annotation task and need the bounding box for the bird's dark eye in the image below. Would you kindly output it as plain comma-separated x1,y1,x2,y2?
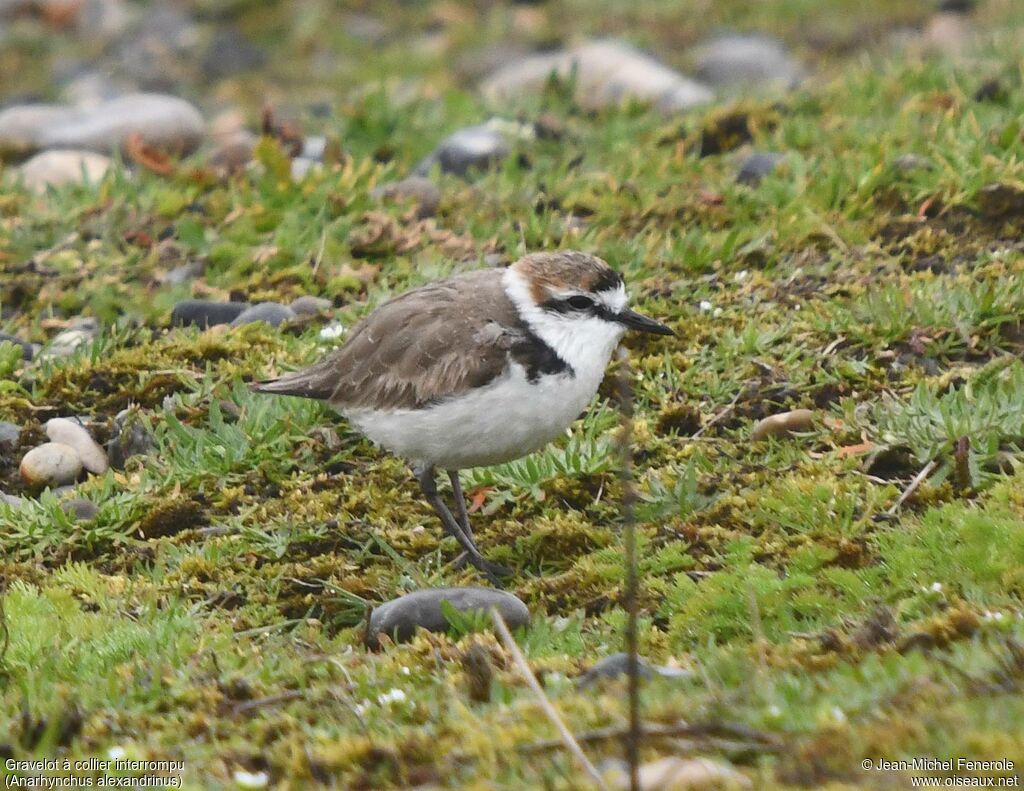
567,295,594,310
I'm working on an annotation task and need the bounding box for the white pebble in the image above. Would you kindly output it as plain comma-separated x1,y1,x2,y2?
232,770,268,789
46,417,109,474
377,688,407,705
319,323,346,340
20,442,83,487
699,300,714,312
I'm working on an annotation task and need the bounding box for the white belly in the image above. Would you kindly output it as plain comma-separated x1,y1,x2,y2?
342,363,604,469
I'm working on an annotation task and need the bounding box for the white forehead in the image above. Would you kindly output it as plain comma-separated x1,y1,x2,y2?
600,283,628,312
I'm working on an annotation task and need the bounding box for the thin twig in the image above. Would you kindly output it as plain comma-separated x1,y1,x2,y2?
0,578,9,669
615,346,641,791
691,386,746,439
489,607,608,791
887,459,938,515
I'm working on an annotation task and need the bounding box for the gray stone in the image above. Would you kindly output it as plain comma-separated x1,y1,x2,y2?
415,122,514,178
229,302,296,328
481,39,713,113
577,653,655,688
301,136,326,161
16,150,112,193
577,653,693,688
0,93,204,158
736,151,785,185
893,154,933,173
201,27,266,80
0,332,33,360
371,176,442,218
290,157,320,180
0,492,25,509
693,33,805,90
163,260,205,286
62,497,99,521
45,417,108,474
366,587,530,649
20,442,83,487
171,299,249,328
0,421,20,449
108,407,154,469
289,296,332,316
40,323,97,360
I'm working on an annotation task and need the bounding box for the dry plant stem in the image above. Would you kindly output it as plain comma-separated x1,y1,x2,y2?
489,607,609,791
615,346,641,791
887,459,938,515
691,386,746,439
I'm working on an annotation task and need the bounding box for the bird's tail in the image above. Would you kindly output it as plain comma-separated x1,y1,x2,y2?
249,369,332,399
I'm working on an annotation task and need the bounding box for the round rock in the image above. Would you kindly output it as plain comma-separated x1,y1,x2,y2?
62,497,100,521
229,302,296,328
0,332,36,360
171,299,250,328
371,176,442,218
0,421,21,450
366,587,530,649
736,152,785,185
415,123,512,178
17,150,112,193
289,296,332,317
45,417,109,474
751,409,816,441
20,442,83,487
693,33,805,90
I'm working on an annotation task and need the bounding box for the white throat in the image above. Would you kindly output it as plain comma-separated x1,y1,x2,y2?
501,267,626,379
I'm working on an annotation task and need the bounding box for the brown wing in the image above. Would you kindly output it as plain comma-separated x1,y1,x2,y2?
251,269,523,410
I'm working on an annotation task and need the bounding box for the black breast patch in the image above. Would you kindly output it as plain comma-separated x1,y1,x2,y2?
510,326,574,383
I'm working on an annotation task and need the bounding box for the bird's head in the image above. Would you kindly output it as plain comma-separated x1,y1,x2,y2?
505,251,674,340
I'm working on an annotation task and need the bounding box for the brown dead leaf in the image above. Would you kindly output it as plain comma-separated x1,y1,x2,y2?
125,133,176,177
837,441,875,458
468,487,492,514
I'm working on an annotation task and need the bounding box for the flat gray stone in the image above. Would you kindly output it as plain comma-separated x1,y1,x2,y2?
0,93,204,158
481,39,713,114
171,299,249,328
229,302,296,328
693,33,805,90
366,587,529,649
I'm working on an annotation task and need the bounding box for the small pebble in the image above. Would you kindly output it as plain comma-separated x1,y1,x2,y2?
577,653,655,688
62,498,100,521
0,492,25,509
736,152,785,186
604,756,752,790
366,587,530,649
750,409,816,441
20,442,84,487
414,122,513,178
16,149,112,193
289,296,332,316
0,421,21,449
41,325,97,359
693,33,805,90
229,302,296,328
371,176,442,219
171,299,250,328
46,417,109,474
892,153,933,173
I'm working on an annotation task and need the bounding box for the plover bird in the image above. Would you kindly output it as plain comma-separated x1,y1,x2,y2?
251,251,672,581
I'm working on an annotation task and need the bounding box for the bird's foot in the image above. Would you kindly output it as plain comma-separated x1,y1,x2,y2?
452,552,513,585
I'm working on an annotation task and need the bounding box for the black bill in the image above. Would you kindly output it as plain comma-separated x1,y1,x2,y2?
613,308,675,336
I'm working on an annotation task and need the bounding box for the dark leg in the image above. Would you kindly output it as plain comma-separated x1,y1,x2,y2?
447,470,473,538
414,465,510,584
